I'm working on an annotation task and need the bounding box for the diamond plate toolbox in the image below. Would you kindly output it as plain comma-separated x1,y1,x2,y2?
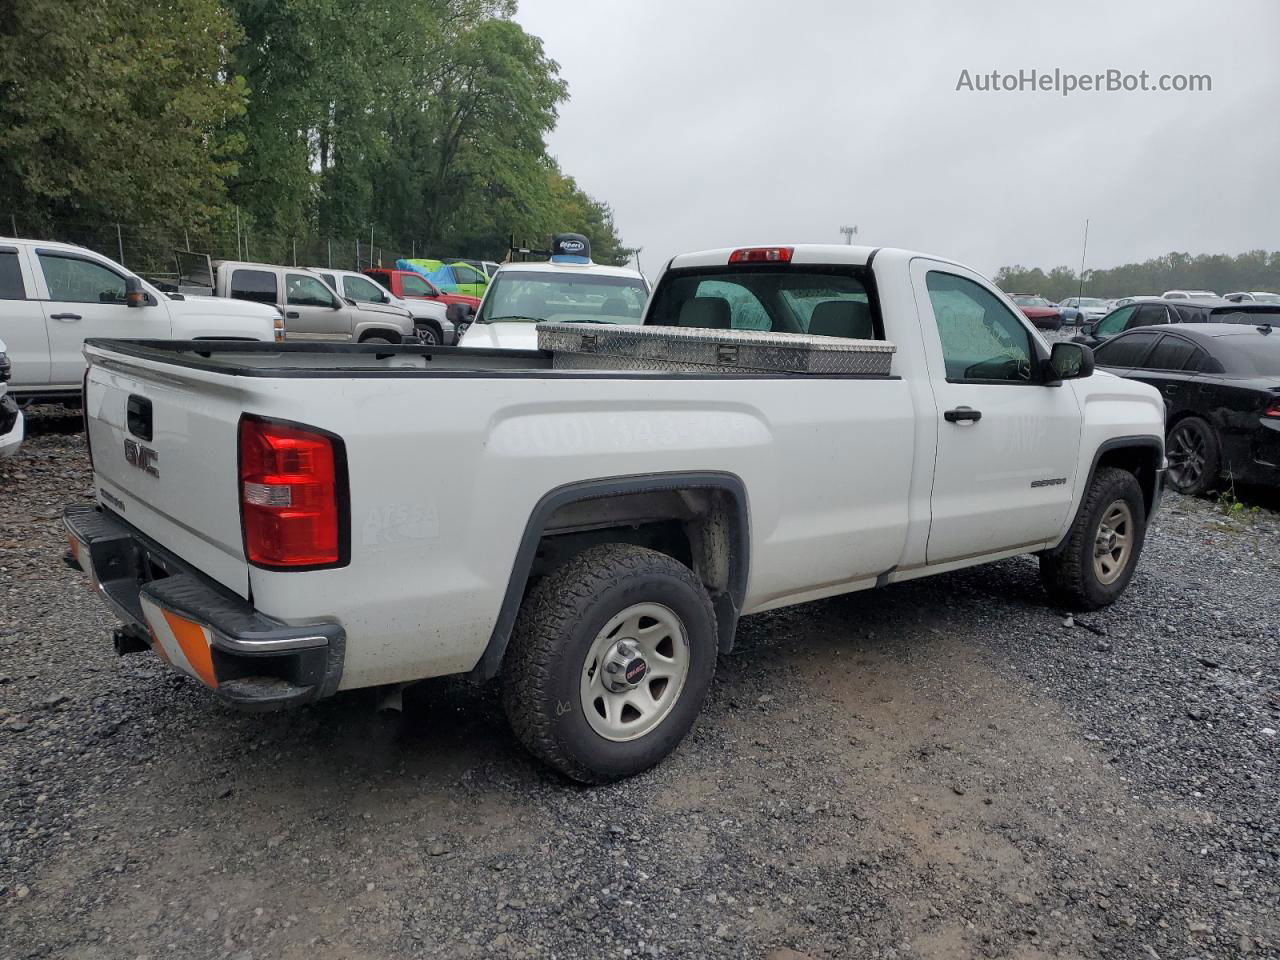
538,323,896,375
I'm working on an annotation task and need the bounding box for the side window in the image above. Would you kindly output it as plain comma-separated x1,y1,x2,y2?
0,251,26,299
1145,336,1199,371
925,271,1033,382
1132,304,1170,327
1183,347,1208,372
694,280,770,330
344,275,386,303
1094,306,1135,336
454,264,484,285
1094,332,1159,368
315,273,337,290
39,254,127,304
230,269,278,305
400,274,434,297
286,273,337,308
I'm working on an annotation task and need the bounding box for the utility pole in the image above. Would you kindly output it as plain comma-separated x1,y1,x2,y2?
839,225,857,245
1077,218,1090,302
235,207,242,260
116,223,125,266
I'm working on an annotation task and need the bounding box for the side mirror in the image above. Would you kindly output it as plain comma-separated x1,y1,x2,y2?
1047,341,1094,381
446,302,474,325
125,276,146,308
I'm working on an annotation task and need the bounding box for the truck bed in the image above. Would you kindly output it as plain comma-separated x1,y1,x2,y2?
84,338,899,381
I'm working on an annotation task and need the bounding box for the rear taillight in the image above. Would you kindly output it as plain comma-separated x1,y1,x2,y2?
1265,399,1280,419
238,416,347,569
729,246,793,264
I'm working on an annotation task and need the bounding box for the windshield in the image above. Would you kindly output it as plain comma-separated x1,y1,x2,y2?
477,271,648,324
1249,292,1280,303
1011,295,1050,307
1079,298,1108,307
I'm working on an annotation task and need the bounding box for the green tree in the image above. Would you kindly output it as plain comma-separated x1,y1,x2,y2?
0,0,247,230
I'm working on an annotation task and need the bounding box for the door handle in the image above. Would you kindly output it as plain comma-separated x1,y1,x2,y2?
1162,384,1179,394
944,407,982,423
286,310,300,319
50,313,82,322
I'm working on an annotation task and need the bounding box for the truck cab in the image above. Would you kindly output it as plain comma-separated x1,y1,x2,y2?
307,267,454,345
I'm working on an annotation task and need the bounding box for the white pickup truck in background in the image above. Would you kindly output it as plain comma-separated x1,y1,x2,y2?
0,238,283,403
64,243,1165,783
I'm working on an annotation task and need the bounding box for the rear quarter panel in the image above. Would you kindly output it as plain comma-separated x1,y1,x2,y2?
241,374,917,689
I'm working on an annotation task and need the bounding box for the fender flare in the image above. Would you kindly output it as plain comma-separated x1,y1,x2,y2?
470,471,751,681
1068,435,1165,538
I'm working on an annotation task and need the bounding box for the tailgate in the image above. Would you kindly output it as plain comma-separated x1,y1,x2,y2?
84,349,250,598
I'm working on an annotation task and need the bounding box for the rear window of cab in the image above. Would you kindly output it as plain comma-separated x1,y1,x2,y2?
645,266,882,340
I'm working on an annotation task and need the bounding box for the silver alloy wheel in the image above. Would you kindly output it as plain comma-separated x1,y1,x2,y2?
1092,500,1134,585
580,603,690,743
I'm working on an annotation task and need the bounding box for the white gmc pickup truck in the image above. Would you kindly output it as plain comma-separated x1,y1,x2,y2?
65,244,1166,782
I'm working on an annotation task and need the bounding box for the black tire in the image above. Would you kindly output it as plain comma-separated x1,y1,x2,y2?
415,324,441,346
1039,466,1147,611
1166,416,1220,496
360,333,395,345
502,543,718,783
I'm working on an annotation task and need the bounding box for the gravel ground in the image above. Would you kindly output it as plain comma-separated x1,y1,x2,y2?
2,407,1277,960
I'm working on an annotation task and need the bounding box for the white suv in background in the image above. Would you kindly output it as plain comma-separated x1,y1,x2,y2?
1162,289,1218,300
0,338,22,457
308,267,453,345
0,237,282,404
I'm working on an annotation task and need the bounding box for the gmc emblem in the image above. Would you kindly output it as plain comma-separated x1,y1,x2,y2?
123,438,159,477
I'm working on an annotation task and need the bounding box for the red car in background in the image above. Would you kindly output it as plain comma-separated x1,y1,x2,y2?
1008,293,1064,332
364,268,483,311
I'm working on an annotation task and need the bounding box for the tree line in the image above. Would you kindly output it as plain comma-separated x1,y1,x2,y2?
995,250,1280,301
0,0,633,265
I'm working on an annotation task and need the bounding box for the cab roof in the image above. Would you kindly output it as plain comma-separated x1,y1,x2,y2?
666,244,881,270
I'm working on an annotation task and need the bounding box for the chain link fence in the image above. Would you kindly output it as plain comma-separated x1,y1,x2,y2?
1,212,442,284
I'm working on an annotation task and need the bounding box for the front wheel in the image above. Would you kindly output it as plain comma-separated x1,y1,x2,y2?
502,544,718,783
415,324,440,346
1040,466,1147,610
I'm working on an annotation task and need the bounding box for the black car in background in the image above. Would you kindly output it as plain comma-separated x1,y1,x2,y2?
1075,299,1280,348
1092,323,1280,494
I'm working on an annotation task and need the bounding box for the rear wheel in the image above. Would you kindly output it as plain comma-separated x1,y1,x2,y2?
360,332,395,345
1166,416,1220,495
1040,466,1147,610
502,543,717,783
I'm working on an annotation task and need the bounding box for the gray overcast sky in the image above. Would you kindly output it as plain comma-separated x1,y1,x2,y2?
513,0,1280,279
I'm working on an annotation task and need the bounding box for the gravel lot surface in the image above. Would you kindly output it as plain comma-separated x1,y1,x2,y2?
2,407,1278,960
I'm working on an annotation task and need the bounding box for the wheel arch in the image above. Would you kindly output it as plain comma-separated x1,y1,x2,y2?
415,318,444,343
1085,436,1164,518
471,471,751,681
